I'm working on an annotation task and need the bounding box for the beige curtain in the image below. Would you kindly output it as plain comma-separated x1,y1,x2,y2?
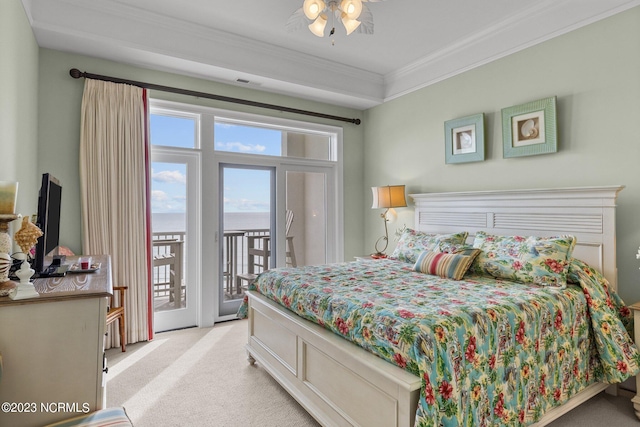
80,79,152,348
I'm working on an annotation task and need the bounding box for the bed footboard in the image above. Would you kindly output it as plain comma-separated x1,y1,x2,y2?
246,291,422,427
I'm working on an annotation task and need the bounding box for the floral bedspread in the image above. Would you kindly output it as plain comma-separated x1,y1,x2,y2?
239,258,640,426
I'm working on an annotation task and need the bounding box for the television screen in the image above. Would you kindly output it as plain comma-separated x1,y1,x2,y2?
33,173,62,275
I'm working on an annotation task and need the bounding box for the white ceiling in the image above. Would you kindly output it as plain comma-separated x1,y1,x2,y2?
21,0,640,109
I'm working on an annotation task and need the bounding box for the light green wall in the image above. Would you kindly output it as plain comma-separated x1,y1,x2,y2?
8,1,639,302
37,49,365,257
364,7,640,302
0,0,39,215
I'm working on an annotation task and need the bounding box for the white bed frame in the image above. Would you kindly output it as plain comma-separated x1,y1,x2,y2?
245,186,625,427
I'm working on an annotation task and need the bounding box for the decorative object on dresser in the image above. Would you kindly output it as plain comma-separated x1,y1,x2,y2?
502,96,557,158
0,214,16,286
0,181,18,214
10,216,43,300
370,185,407,258
444,113,485,164
0,182,18,288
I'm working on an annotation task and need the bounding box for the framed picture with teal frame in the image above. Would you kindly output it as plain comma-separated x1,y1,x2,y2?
502,96,557,158
444,113,485,164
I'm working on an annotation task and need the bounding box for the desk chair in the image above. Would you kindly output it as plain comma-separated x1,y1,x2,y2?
106,286,127,352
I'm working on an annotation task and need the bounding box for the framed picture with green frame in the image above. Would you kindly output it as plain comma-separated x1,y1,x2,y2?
444,113,485,164
502,96,557,158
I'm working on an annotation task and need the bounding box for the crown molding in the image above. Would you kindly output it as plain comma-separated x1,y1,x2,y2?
23,0,640,110
30,0,384,109
384,0,640,101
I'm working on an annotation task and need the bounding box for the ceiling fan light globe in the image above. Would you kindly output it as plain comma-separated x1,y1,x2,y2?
308,14,328,37
342,16,361,35
303,0,326,20
340,0,362,20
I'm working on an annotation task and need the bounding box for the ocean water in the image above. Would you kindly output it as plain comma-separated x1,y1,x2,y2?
152,212,270,233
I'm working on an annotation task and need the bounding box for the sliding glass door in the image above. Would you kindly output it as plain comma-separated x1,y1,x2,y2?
282,168,334,267
218,164,274,317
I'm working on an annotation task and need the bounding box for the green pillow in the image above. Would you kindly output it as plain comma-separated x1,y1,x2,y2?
470,232,576,288
391,229,468,264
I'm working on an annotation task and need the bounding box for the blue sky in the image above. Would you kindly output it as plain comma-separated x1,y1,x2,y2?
149,115,280,214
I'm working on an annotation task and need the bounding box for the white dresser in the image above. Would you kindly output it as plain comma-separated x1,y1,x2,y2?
0,255,112,427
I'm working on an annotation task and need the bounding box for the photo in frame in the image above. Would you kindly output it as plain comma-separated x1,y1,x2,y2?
444,113,485,164
502,96,557,158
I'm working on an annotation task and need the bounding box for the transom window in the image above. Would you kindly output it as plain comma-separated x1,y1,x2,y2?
150,111,198,149
214,119,335,161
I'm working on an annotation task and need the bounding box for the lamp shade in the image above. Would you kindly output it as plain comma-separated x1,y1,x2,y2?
371,185,407,209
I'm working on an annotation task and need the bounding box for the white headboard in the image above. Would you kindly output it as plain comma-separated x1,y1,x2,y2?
410,186,624,290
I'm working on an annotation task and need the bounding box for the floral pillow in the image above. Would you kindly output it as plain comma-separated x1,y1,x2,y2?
470,231,576,288
414,248,481,280
390,229,468,264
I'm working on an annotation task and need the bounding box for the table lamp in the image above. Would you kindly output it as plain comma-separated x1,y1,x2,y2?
371,185,407,258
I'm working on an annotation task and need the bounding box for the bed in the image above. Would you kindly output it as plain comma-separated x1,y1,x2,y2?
242,186,639,427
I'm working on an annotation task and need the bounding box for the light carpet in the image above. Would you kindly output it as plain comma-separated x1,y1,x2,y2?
106,319,639,426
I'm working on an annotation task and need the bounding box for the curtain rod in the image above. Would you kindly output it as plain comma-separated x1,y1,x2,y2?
69,68,361,125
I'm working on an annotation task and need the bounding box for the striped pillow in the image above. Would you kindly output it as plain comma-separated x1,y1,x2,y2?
414,249,480,280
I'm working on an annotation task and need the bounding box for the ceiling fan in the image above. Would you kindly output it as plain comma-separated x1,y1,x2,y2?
287,0,385,38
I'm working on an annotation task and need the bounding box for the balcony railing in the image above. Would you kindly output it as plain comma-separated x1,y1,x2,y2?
152,228,270,311
152,232,185,311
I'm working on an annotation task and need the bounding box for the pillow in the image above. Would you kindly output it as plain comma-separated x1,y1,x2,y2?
391,229,468,264
470,231,576,288
414,248,481,280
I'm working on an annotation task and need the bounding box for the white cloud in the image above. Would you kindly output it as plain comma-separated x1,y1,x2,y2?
216,141,266,153
152,190,170,202
153,170,187,184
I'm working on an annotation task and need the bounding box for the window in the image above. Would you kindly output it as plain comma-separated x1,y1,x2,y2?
150,99,343,322
150,110,199,148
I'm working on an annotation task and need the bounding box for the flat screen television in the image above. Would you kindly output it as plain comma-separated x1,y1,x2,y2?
33,173,62,275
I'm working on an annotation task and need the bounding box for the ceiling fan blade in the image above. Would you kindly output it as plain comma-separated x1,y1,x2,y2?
354,4,374,34
286,7,309,33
